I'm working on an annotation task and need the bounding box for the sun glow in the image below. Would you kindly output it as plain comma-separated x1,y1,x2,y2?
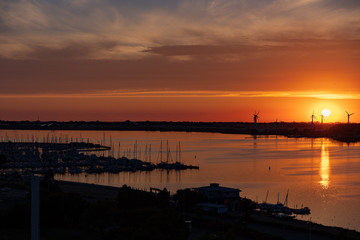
322,109,331,117
319,143,330,189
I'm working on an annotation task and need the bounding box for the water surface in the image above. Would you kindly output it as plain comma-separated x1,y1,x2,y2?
1,130,359,231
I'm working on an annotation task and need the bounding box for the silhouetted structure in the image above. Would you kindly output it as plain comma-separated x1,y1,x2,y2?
310,110,317,125
194,183,241,204
345,111,355,124
253,112,259,130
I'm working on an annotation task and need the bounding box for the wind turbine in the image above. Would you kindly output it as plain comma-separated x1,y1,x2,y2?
345,111,355,124
310,110,317,125
253,112,259,130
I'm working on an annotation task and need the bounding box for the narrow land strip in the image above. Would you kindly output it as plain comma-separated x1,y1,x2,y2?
1,121,359,143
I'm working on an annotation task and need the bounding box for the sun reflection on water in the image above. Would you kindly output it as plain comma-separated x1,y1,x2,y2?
319,143,330,188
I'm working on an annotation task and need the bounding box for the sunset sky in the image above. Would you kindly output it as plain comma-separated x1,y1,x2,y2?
0,0,359,122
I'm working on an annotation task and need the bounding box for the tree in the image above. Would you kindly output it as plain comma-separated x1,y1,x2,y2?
173,188,208,210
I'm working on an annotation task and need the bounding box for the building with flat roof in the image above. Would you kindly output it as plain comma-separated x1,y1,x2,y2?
194,183,241,204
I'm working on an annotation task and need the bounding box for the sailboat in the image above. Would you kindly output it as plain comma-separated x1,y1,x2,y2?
156,141,199,170
258,190,310,216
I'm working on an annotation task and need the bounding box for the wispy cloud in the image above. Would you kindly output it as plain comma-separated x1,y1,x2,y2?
0,90,358,100
0,0,359,60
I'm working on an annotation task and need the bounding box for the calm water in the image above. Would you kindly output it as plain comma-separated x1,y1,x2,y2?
1,130,360,231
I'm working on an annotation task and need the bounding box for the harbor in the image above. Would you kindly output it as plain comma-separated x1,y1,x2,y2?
0,141,199,176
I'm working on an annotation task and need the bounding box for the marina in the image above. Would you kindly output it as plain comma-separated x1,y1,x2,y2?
0,141,199,175
258,191,311,218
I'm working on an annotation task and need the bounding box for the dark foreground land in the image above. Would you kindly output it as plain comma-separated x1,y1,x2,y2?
1,120,360,143
1,175,359,240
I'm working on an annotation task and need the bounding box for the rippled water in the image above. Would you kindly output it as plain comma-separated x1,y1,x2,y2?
1,130,360,231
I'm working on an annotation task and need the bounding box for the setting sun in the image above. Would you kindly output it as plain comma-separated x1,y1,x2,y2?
322,109,331,117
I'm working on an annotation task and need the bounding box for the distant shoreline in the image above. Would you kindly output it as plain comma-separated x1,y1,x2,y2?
0,120,359,143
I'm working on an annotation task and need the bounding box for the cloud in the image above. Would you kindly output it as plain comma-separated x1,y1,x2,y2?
1,90,359,100
144,45,264,56
144,39,360,59
0,36,358,95
27,41,119,60
0,0,358,101
0,0,49,30
0,0,359,60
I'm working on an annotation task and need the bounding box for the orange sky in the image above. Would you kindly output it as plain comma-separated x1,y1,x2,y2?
0,0,359,122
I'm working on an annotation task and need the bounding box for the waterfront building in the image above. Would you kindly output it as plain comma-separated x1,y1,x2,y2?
194,183,241,204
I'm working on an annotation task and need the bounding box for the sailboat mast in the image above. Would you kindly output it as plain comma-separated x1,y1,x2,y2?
265,190,269,203
179,142,181,163
284,189,289,206
149,144,151,162
144,144,148,162
176,143,178,162
166,140,169,163
160,140,162,163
